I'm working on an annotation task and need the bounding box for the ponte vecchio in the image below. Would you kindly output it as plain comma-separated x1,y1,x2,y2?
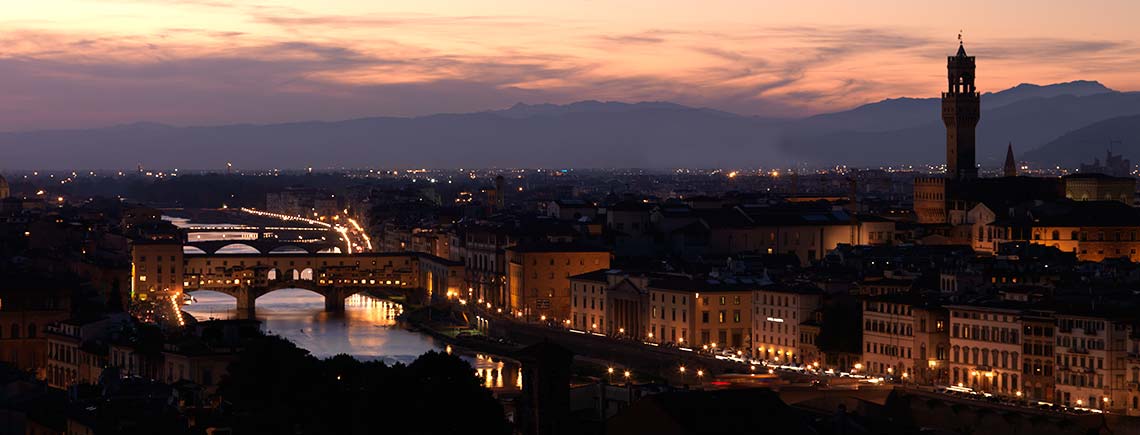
131,237,463,318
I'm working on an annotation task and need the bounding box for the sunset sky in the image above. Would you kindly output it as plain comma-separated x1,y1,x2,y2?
3,0,1139,130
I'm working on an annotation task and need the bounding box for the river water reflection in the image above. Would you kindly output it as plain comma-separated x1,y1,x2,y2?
183,289,521,390
183,289,441,365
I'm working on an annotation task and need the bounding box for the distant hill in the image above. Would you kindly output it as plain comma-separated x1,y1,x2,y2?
0,103,785,170
0,80,1131,170
779,81,1140,166
487,100,741,119
1023,114,1140,166
785,80,1114,136
983,80,1112,108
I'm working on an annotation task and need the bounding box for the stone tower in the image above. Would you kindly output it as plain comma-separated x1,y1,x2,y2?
943,41,980,180
1003,142,1017,177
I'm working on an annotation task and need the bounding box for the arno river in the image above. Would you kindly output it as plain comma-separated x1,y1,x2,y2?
183,289,520,389
170,213,519,388
183,289,439,364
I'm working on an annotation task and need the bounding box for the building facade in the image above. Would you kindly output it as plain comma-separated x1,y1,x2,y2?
506,243,610,321
948,305,1022,396
569,270,611,332
861,296,948,384
1020,310,1056,402
753,285,821,365
1053,313,1129,410
1063,173,1135,204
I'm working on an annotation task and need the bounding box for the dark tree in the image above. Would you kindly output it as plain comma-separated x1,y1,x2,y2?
218,336,510,435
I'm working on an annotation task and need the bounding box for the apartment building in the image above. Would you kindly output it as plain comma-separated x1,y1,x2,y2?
1020,310,1056,402
569,269,612,332
657,277,756,350
860,295,949,384
753,284,822,365
570,270,763,350
947,304,1023,396
1053,313,1130,411
506,241,611,321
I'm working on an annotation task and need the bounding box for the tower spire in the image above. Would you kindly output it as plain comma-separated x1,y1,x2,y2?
1004,142,1017,177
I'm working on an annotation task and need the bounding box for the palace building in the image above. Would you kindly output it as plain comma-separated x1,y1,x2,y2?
911,41,1139,264
915,41,984,225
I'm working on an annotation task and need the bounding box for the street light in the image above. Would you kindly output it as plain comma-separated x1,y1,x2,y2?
607,367,614,383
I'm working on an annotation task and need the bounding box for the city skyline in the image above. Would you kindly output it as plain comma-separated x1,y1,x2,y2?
8,4,1140,435
3,1,1140,130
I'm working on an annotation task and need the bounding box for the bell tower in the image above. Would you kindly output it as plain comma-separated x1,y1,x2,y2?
943,38,980,180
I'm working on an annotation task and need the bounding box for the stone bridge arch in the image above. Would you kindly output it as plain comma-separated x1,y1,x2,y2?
267,245,311,254
186,281,364,318
184,240,341,256
209,242,262,255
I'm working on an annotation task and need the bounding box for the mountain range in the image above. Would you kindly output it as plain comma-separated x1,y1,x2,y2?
0,80,1134,170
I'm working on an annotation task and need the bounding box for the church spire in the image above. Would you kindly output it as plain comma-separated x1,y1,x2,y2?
1004,142,1017,177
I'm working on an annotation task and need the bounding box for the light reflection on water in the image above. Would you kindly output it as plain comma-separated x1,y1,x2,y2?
183,289,522,389
168,214,522,391
183,289,441,365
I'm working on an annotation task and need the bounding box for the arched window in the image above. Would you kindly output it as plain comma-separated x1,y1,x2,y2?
9,324,18,339
27,324,35,339
1051,230,1059,240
